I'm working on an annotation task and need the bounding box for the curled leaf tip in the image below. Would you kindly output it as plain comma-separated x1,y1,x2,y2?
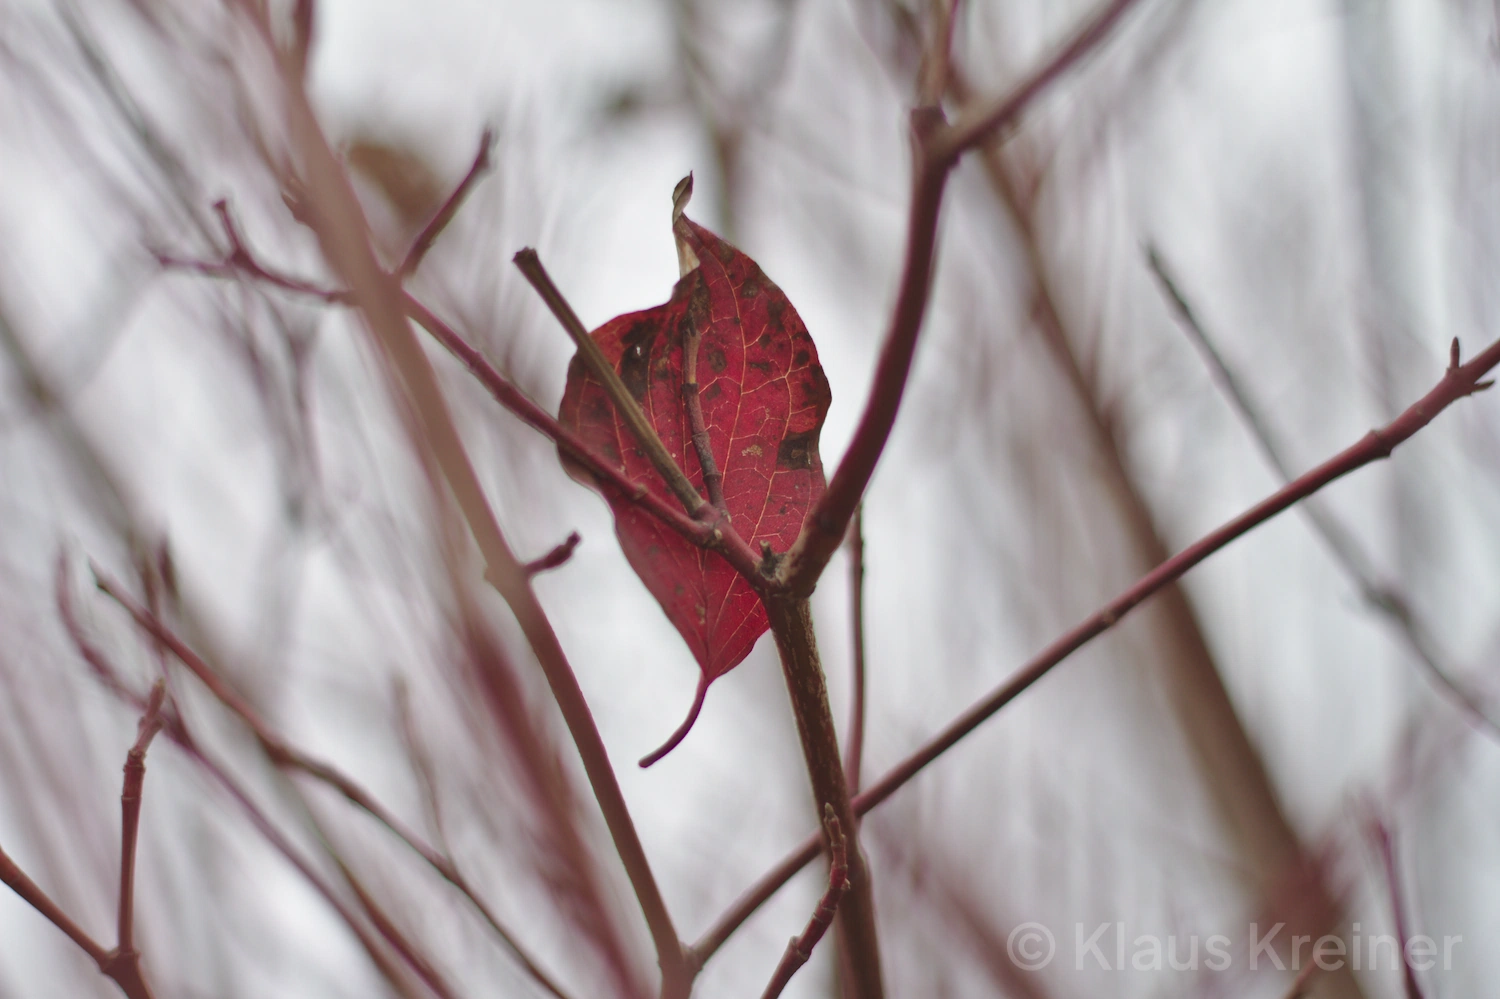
638,674,709,768
672,173,694,221
672,174,700,277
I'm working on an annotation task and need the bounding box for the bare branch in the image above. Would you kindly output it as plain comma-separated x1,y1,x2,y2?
695,334,1500,961
513,247,710,519
0,845,111,970
777,112,951,593
763,595,885,997
782,0,1148,592
759,807,850,999
115,680,166,958
1148,244,1500,743
935,0,1148,161
398,128,495,279
91,570,577,999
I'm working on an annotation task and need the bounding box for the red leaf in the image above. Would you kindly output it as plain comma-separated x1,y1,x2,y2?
558,206,830,764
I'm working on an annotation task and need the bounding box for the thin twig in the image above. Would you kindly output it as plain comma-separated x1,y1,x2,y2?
154,213,766,582
403,294,759,577
844,506,868,792
0,845,111,967
392,677,452,858
0,680,166,999
332,853,459,999
850,335,1500,813
90,570,577,999
513,248,709,519
65,571,429,997
1147,244,1500,743
782,0,1145,592
178,717,429,999
680,300,727,512
1369,817,1428,999
398,128,495,279
759,807,850,999
935,0,1147,160
217,21,687,987
692,334,1500,963
777,111,950,594
523,531,583,577
116,680,166,958
154,200,352,304
670,174,728,513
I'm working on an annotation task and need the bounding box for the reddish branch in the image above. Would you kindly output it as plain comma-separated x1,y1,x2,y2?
523,530,583,577
399,128,495,279
89,568,575,999
0,846,133,994
777,115,950,594
154,5,1165,991
0,678,166,999
1148,245,1500,742
694,335,1500,960
779,0,1146,593
854,337,1500,810
157,212,764,582
401,293,760,579
247,18,677,992
759,808,850,999
113,681,166,979
935,0,1148,160
762,594,885,997
59,562,439,995
514,248,711,518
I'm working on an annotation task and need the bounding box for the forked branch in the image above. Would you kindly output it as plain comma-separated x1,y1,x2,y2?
694,334,1500,963
1148,244,1500,742
513,248,710,519
0,680,167,999
759,807,850,999
780,0,1148,593
399,127,495,279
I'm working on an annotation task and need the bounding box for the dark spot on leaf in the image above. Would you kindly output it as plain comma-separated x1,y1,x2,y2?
714,240,735,264
620,320,656,400
758,333,772,349
707,348,727,373
794,349,810,366
748,359,772,375
740,275,762,298
703,382,723,401
777,431,815,470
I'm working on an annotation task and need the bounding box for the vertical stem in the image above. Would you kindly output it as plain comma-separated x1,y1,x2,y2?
763,595,884,999
681,302,727,513
844,507,867,792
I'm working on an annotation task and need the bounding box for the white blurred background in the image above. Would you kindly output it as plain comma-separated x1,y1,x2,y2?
2,0,1500,997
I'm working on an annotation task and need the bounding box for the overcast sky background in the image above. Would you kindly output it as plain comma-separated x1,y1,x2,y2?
4,1,1500,997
